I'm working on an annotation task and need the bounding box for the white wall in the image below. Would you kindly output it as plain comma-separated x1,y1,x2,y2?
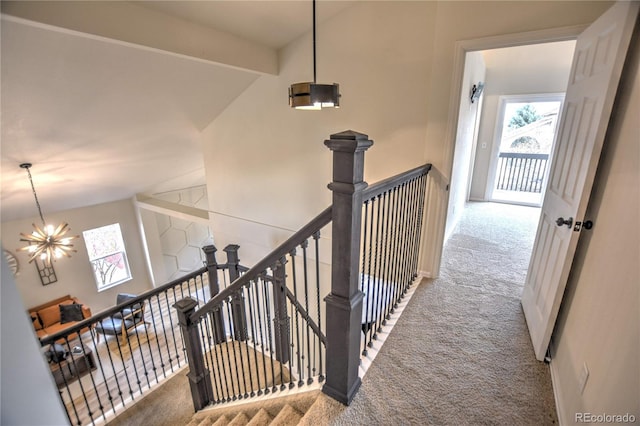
1,198,153,314
550,22,639,424
202,1,611,273
202,1,437,265
444,51,485,240
469,41,576,201
1,250,69,426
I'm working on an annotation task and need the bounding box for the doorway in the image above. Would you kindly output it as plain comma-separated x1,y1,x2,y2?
447,41,575,247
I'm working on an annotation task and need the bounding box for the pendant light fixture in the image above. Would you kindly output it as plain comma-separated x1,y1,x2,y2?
17,163,77,265
288,0,340,110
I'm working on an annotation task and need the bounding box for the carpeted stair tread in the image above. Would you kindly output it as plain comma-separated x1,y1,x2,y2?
297,393,345,426
212,415,231,426
197,416,214,426
270,404,303,426
228,412,250,426
246,408,273,426
186,417,204,426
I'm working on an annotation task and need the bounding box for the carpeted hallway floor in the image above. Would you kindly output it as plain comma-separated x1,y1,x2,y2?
109,201,558,425
319,201,557,425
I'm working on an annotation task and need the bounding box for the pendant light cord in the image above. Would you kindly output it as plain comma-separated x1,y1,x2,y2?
23,164,46,226
312,0,317,83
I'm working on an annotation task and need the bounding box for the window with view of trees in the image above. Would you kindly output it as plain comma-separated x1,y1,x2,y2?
83,223,132,290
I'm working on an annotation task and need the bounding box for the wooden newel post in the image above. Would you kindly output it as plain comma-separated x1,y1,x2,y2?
203,245,225,343
174,297,213,411
225,244,248,341
322,130,373,405
272,257,291,364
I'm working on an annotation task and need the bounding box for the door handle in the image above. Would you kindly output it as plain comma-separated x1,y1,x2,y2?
556,217,573,228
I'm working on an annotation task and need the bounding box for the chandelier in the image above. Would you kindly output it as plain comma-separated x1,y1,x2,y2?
288,0,341,110
17,163,77,265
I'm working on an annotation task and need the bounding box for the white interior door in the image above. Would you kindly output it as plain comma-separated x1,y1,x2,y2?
521,1,639,362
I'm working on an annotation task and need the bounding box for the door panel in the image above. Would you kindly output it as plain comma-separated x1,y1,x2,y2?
521,1,639,361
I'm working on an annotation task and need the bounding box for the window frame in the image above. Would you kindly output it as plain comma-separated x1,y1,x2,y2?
82,223,132,291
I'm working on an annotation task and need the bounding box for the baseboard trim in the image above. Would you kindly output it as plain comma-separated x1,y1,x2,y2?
548,344,566,426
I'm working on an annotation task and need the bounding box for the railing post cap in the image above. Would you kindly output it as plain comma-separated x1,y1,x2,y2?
223,244,240,252
173,297,199,312
202,245,217,253
325,130,373,152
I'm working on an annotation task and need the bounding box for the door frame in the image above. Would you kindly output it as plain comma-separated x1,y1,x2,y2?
485,92,566,206
425,25,589,279
430,26,587,277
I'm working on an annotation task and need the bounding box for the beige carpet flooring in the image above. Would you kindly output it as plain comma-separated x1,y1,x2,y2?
108,201,558,425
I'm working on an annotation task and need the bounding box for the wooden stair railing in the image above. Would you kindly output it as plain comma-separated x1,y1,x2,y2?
177,130,432,411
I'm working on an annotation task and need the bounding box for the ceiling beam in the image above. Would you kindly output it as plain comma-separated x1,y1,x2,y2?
1,1,278,75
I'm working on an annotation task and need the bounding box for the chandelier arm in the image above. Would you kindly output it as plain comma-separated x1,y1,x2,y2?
18,163,77,265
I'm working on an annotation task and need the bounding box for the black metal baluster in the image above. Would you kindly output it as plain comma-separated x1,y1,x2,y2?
406,177,419,282
234,296,250,398
374,194,386,337
376,192,390,327
360,200,371,355
129,309,151,390
410,174,427,278
222,302,238,400
169,287,184,363
380,191,393,322
289,248,304,386
254,277,270,395
401,181,412,293
120,312,144,397
287,301,296,389
366,197,376,348
62,335,94,425
250,281,266,395
392,185,403,305
87,327,117,419
300,240,313,382
202,311,221,404
196,316,214,405
52,346,81,426
156,292,177,368
262,277,278,392
146,296,167,378
249,281,262,396
106,315,136,401
312,231,324,381
244,285,259,397
211,308,230,402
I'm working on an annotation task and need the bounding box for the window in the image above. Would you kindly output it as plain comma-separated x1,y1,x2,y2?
83,223,132,291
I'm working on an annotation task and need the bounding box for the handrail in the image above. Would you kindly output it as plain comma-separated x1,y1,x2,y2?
362,164,431,200
40,266,208,346
190,206,333,321
499,152,549,160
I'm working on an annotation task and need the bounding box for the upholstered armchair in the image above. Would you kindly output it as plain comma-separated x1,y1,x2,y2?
94,294,146,344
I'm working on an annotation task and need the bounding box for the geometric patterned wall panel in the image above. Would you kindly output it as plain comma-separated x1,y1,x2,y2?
154,185,213,280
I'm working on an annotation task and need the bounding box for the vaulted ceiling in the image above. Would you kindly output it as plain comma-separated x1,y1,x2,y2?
0,1,354,223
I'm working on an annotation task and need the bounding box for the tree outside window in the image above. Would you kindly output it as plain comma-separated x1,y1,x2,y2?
83,223,132,290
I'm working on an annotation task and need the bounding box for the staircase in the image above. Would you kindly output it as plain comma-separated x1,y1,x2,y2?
186,390,328,426
178,132,432,417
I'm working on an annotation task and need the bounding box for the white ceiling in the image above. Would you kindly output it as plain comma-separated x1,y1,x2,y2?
0,1,354,223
